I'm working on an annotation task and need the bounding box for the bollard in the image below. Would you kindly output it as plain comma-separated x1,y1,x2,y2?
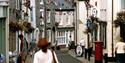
94,41,103,63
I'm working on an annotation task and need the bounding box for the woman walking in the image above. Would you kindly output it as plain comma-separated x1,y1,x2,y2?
115,37,125,63
33,38,59,63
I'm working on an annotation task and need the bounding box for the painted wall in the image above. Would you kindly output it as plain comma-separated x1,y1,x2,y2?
77,1,87,43
106,0,121,57
77,0,124,57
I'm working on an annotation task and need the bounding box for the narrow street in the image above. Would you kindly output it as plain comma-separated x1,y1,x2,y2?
1,0,125,63
56,50,82,63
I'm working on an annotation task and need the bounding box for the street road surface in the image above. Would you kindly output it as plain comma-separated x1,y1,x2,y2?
56,50,82,63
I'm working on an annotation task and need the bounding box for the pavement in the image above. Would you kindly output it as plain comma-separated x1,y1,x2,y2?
68,49,94,63
67,49,116,63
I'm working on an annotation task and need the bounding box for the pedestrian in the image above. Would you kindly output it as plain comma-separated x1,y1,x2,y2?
16,52,25,63
90,42,93,57
33,38,59,63
115,37,125,63
87,42,93,61
84,40,88,60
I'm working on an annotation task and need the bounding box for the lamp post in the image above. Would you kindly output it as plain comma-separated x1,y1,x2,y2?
111,0,114,57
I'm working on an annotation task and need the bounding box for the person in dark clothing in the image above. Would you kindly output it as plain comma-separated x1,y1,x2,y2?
85,42,93,61
85,48,92,61
115,37,125,63
17,53,25,63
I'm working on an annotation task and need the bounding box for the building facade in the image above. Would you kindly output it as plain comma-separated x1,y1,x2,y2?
53,0,76,47
77,0,125,59
39,0,76,47
0,0,9,63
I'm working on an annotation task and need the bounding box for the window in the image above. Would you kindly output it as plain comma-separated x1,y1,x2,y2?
55,12,60,22
47,12,50,23
40,0,44,5
30,10,33,21
121,0,125,9
99,22,107,49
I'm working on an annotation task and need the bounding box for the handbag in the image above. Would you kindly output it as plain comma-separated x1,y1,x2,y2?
51,50,57,63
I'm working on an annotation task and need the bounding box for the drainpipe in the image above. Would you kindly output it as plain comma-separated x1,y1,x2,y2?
43,0,47,39
75,1,78,46
85,0,90,49
111,0,114,57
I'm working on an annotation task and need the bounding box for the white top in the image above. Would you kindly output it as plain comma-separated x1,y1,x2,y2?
33,49,59,63
115,42,125,53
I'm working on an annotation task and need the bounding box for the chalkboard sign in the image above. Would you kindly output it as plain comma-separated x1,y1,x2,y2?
76,45,83,57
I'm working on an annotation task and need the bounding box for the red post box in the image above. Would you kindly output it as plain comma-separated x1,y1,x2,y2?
94,41,103,63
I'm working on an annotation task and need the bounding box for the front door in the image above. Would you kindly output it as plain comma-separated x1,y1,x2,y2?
0,18,6,62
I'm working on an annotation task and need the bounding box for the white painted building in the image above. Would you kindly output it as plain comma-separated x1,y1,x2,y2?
44,10,75,46
77,0,125,58
55,11,75,46
39,0,76,47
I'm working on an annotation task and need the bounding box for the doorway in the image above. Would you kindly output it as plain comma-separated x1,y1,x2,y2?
0,18,6,56
120,23,125,42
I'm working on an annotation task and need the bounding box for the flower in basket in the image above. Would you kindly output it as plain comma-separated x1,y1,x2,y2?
23,21,34,33
18,21,25,31
9,21,19,32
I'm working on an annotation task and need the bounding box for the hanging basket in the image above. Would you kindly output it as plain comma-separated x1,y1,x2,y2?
23,21,34,33
114,11,125,27
9,21,20,32
9,20,34,33
18,21,25,31
25,26,34,34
